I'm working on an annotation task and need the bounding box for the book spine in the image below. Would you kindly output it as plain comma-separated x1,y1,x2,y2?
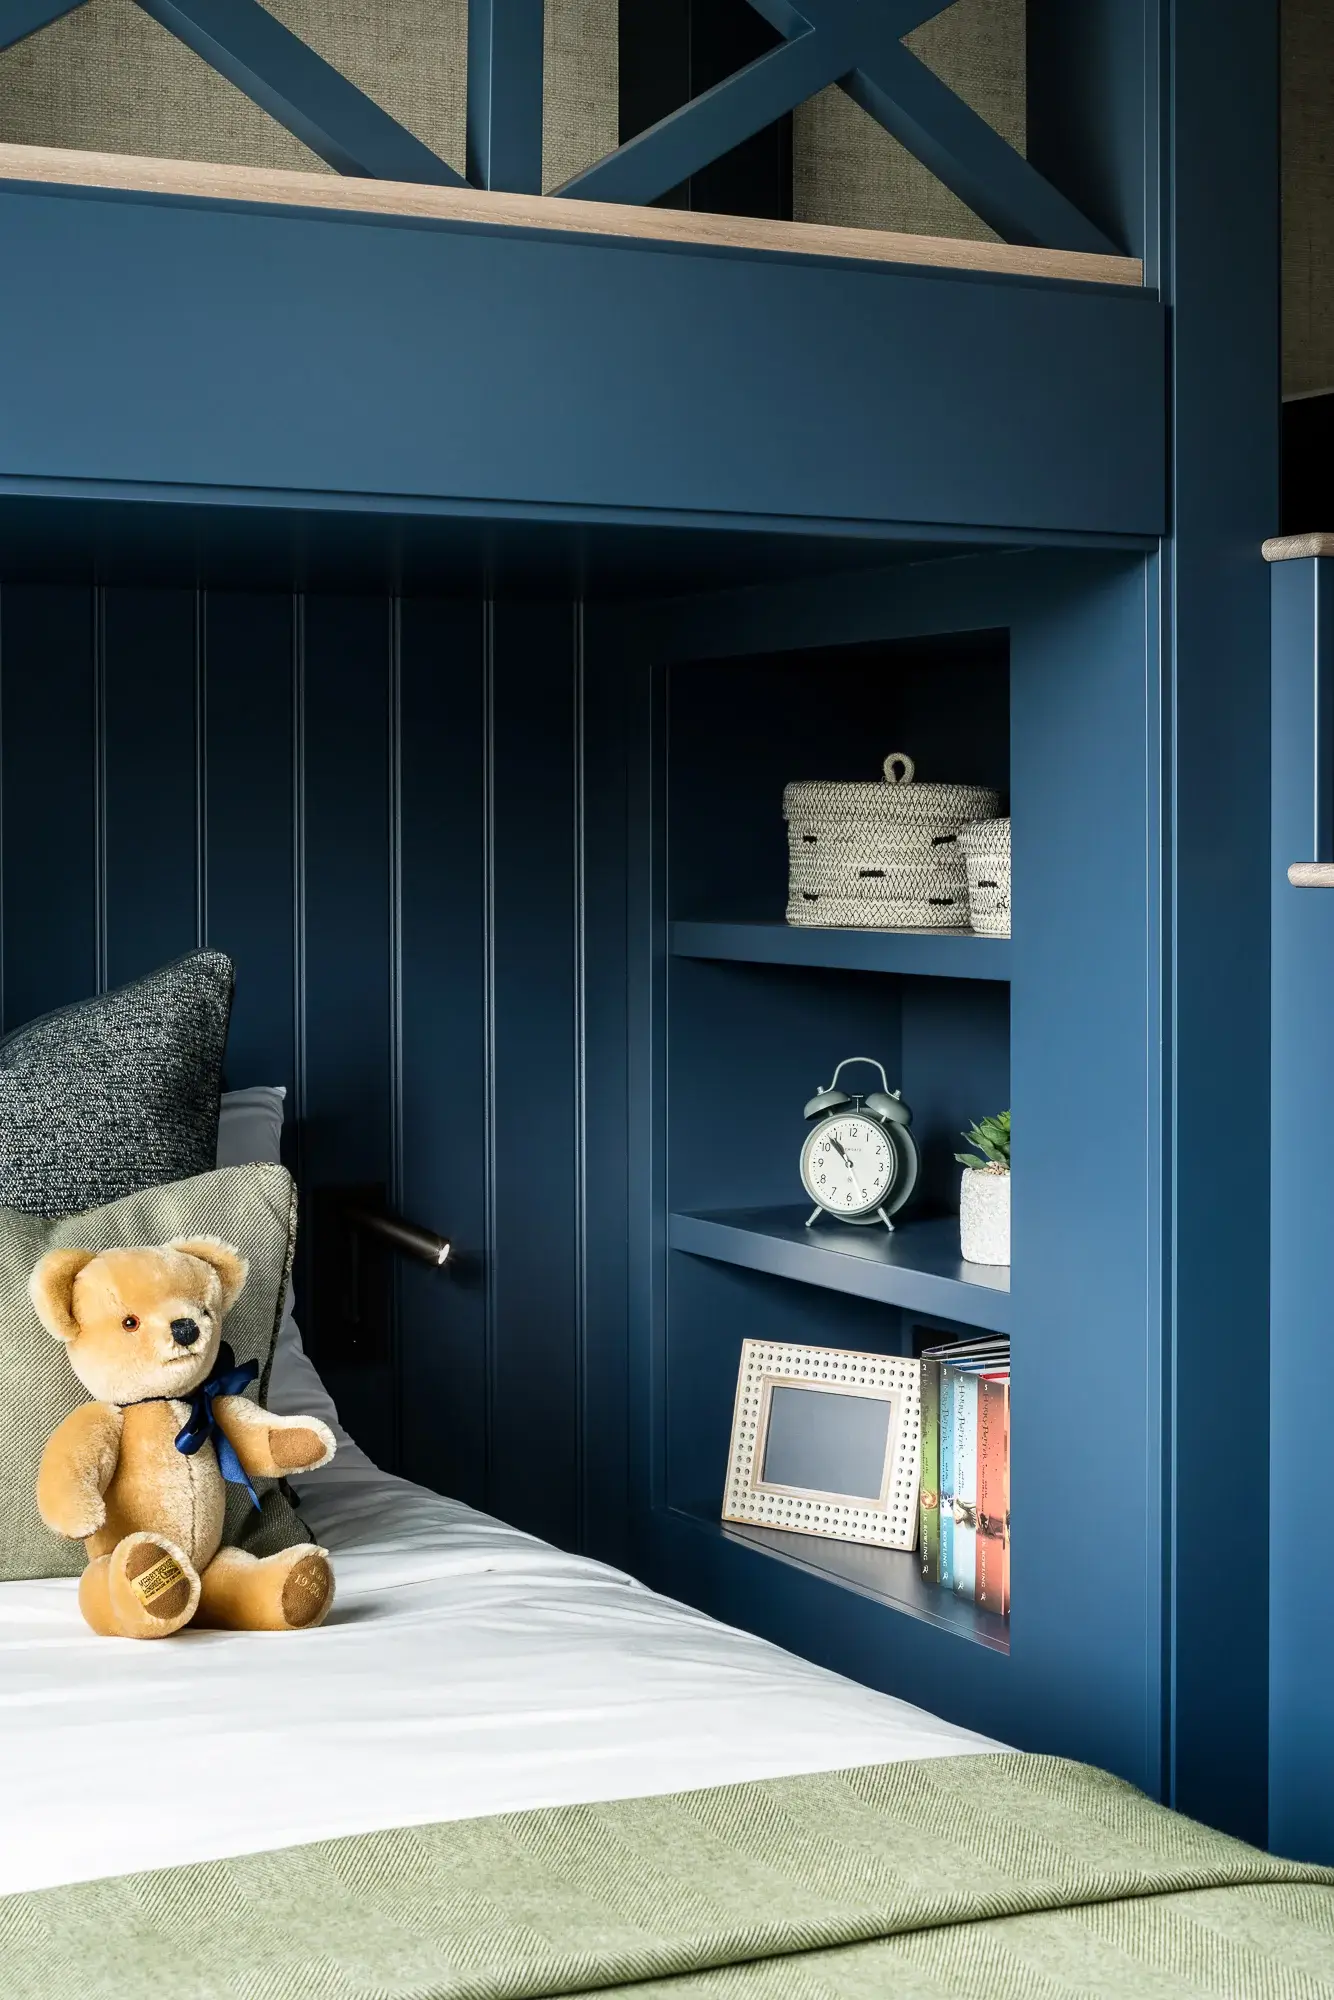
976,1530,997,1613
999,1374,1010,1613
977,1374,993,1611
938,1367,956,1592
919,1357,941,1583
977,1374,1011,1617
952,1370,979,1602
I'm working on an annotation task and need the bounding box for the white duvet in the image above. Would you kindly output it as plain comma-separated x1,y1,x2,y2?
0,1448,1000,1896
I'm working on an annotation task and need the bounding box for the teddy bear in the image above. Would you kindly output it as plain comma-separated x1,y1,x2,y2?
30,1235,337,1640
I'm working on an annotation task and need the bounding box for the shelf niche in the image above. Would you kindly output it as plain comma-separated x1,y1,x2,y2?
668,629,1011,1218
662,627,1012,1662
668,959,1010,1225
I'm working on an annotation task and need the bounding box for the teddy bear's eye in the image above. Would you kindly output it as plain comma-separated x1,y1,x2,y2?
121,1315,140,1332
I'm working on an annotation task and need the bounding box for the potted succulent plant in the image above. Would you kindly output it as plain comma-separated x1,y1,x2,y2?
956,1110,1010,1267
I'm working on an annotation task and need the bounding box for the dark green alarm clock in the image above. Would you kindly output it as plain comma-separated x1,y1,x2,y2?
800,1057,919,1233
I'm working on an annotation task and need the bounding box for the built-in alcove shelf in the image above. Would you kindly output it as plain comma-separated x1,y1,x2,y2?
671,920,1011,982
681,1513,1009,1655
669,1208,1011,1333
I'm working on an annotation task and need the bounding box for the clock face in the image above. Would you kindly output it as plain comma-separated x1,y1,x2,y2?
801,1113,897,1217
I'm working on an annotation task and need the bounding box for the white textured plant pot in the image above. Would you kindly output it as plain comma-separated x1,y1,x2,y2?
960,1168,1010,1267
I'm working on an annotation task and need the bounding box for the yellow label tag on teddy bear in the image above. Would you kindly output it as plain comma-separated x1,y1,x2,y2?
130,1553,187,1607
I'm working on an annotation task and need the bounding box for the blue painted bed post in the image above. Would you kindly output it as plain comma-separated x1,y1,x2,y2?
467,0,545,195
1269,547,1334,1865
1160,0,1278,1848
1027,0,1278,1845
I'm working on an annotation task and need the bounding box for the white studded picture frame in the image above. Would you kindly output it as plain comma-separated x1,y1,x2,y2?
723,1339,922,1550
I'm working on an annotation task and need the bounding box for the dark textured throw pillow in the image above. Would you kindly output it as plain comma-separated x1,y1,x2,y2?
0,1162,308,1581
0,952,233,1215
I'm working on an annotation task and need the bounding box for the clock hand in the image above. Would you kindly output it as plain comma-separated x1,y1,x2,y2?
827,1134,863,1200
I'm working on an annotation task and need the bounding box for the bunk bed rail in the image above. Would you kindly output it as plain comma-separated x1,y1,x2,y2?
0,0,1129,255
0,142,1161,549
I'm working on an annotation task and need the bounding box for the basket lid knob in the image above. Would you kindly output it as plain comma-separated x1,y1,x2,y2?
883,752,916,786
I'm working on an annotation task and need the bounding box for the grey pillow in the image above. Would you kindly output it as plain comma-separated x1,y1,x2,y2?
0,951,233,1215
0,1163,306,1581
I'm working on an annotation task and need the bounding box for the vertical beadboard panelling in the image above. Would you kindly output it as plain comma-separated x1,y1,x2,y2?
101,589,200,988
203,593,298,1098
0,578,612,1539
0,586,98,1030
397,597,489,1507
579,626,631,1567
299,594,396,1467
488,600,581,1547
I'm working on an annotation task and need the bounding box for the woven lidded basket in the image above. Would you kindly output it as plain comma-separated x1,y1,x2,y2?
960,817,1011,936
784,752,1001,930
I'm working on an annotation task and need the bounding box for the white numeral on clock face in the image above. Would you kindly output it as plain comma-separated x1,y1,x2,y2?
803,1116,895,1214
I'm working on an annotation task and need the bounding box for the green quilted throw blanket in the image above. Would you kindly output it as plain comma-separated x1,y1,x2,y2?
4,1754,1332,1999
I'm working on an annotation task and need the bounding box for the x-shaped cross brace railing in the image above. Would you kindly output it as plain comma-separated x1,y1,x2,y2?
0,0,1117,253
561,0,1117,252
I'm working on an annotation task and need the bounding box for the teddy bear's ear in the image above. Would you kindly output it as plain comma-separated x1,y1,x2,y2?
167,1236,249,1313
28,1248,98,1341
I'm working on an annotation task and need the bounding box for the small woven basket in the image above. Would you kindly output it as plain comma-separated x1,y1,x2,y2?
960,817,1011,936
784,752,1001,930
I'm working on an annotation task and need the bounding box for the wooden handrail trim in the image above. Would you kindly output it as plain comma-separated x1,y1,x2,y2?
1263,533,1334,562
0,141,1144,288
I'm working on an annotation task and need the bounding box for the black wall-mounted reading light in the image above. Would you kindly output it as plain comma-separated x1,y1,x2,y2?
313,1183,456,1366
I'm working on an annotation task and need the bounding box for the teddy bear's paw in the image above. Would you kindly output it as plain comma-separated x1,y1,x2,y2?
195,1544,334,1633
265,1416,336,1475
100,1533,201,1640
281,1548,335,1629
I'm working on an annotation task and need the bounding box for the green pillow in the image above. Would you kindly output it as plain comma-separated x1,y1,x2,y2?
0,1163,305,1582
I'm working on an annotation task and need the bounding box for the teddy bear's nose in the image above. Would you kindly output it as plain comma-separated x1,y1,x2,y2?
170,1318,200,1347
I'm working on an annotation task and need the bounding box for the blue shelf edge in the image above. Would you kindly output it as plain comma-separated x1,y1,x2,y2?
672,1510,1010,1655
671,919,1012,981
669,1206,1012,1333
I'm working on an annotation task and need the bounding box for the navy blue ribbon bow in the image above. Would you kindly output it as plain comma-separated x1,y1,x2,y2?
172,1341,261,1510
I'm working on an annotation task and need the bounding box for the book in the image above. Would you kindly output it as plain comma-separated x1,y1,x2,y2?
938,1363,956,1590
935,1353,1002,1592
950,1366,979,1601
917,1333,1011,1613
977,1371,1011,1616
920,1336,1010,1363
919,1355,941,1583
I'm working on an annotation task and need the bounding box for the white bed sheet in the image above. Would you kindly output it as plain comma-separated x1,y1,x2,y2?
0,1457,1001,1895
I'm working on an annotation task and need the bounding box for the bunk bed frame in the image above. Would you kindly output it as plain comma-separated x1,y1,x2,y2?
0,0,1295,1860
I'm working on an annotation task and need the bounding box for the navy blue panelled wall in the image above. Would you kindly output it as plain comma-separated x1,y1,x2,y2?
0,583,625,1562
